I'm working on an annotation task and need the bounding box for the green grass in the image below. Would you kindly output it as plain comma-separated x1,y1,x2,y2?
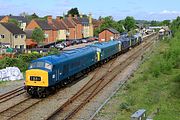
98,35,180,120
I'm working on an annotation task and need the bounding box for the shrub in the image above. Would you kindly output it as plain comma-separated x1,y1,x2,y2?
119,102,130,111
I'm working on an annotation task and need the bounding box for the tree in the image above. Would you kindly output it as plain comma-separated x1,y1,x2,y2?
31,28,45,45
66,8,80,17
162,20,171,26
94,16,125,36
124,16,136,31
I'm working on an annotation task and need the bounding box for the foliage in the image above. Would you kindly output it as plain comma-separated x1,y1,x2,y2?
48,48,60,55
170,16,180,34
66,8,80,17
26,13,39,20
0,53,43,72
31,28,45,44
124,16,136,31
94,16,125,36
162,20,171,26
8,18,20,27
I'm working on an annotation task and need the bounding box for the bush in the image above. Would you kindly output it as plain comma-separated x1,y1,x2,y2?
119,102,130,111
0,53,43,72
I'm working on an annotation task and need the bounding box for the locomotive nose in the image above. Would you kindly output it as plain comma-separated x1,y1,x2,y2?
25,69,49,87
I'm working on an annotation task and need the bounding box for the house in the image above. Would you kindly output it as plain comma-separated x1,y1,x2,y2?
24,30,37,49
0,16,28,30
53,17,68,40
61,17,76,39
0,16,9,23
72,15,83,39
0,23,26,49
92,18,103,31
9,16,29,30
75,13,94,38
98,28,120,42
26,19,56,44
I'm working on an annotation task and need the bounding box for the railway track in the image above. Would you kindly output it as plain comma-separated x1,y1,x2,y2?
0,97,42,120
0,33,156,120
47,35,156,120
0,86,25,104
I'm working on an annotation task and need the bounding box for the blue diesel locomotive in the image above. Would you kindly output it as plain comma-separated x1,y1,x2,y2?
25,34,142,97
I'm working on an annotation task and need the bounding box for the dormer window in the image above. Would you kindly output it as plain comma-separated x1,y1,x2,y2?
21,35,24,38
14,35,18,38
1,34,5,39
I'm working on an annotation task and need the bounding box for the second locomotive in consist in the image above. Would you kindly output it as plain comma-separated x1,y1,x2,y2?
25,34,142,97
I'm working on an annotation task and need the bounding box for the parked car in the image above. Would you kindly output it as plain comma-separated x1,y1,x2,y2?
65,41,71,46
55,43,65,50
74,39,81,44
82,39,88,43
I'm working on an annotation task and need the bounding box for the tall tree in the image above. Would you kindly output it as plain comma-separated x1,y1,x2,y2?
31,28,45,45
66,8,80,17
162,20,171,26
124,16,136,31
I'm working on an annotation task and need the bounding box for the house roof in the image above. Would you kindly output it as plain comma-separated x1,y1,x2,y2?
35,20,53,30
24,29,33,39
53,20,68,30
63,19,75,28
1,23,25,34
0,16,5,21
78,17,89,25
9,16,28,23
105,28,120,34
72,18,81,24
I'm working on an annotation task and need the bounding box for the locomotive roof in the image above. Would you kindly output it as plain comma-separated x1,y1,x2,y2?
32,46,96,65
89,40,119,49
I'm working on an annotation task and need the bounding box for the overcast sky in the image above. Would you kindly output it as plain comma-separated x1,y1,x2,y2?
0,0,180,21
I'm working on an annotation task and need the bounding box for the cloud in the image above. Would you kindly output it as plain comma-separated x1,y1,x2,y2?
160,10,180,15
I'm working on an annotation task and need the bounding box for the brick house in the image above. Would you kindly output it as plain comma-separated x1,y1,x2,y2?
0,23,26,49
26,19,56,44
98,28,120,42
72,15,83,39
62,17,76,39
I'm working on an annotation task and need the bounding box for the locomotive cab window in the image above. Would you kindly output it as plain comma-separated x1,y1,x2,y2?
29,62,52,70
45,63,52,70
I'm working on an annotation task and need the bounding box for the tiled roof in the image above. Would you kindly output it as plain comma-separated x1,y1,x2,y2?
72,18,81,24
105,28,119,34
9,16,28,23
24,29,33,39
53,20,68,30
78,17,89,25
0,16,5,20
1,23,25,34
35,20,53,30
63,19,75,28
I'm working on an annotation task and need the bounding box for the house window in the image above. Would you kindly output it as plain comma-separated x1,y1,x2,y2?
14,35,18,38
21,35,24,38
1,34,5,39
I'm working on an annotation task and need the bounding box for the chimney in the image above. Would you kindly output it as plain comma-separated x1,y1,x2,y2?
68,14,72,20
80,13,83,18
56,16,61,22
88,13,92,24
74,15,78,19
47,15,52,24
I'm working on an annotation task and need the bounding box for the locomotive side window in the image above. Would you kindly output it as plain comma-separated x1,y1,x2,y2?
45,63,52,70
